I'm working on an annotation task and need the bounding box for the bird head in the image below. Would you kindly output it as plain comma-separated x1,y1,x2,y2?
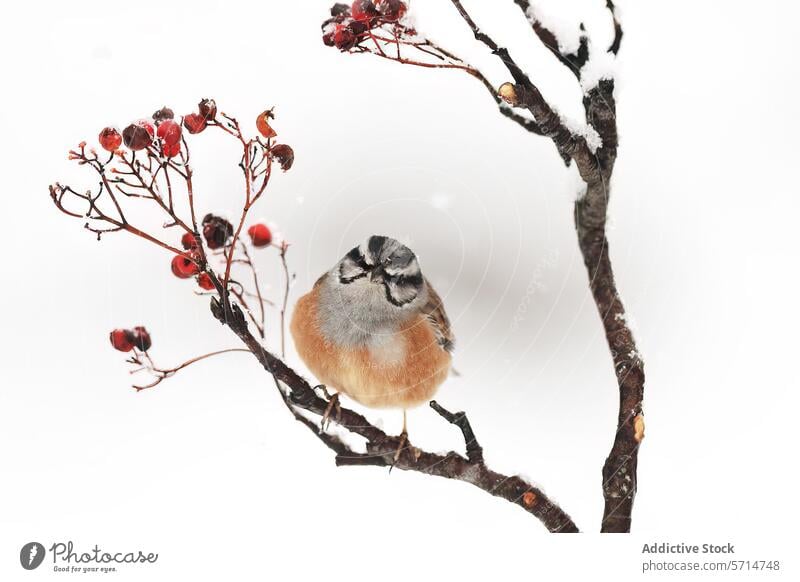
337,235,424,307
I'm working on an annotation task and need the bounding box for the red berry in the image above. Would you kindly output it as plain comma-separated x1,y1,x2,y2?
156,119,182,145
351,0,378,22
183,113,207,134
198,98,217,121
333,23,357,50
162,141,181,158
122,120,154,151
152,106,175,123
132,326,152,351
171,254,199,278
248,223,272,247
197,272,215,290
98,127,122,152
181,232,198,249
377,0,406,21
256,110,277,139
202,214,234,250
109,329,135,352
269,144,294,171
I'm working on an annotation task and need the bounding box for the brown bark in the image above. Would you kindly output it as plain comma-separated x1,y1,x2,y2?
210,297,579,533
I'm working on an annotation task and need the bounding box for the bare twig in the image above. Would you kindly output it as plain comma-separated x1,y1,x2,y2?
130,348,250,391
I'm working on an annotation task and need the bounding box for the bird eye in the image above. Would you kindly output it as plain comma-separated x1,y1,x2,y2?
383,257,392,265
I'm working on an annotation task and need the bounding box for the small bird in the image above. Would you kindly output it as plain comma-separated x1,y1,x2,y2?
290,235,454,453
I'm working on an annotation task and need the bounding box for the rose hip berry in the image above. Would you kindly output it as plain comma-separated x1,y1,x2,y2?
183,113,207,134
98,127,122,152
352,0,378,22
156,119,182,145
333,24,357,50
202,214,234,250
197,272,214,290
269,144,294,171
171,254,199,278
122,120,155,151
152,106,175,123
109,328,136,352
198,98,217,121
377,0,406,21
181,232,198,249
162,142,181,158
132,326,152,351
248,223,272,247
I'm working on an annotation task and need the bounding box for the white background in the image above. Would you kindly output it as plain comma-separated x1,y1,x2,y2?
1,0,798,580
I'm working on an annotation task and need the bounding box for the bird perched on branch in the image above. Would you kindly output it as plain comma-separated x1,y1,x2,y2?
290,235,454,456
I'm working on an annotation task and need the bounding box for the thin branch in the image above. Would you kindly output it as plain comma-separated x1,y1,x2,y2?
448,0,599,179
512,0,589,78
429,400,483,464
607,0,623,55
131,348,250,391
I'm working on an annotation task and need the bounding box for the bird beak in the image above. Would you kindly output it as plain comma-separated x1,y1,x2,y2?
370,266,384,283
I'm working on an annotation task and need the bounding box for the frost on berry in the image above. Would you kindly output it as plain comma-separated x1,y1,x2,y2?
157,119,182,145
198,98,217,121
183,113,207,134
98,127,122,152
162,141,181,158
322,0,408,50
352,0,379,23
152,106,175,123
122,120,154,150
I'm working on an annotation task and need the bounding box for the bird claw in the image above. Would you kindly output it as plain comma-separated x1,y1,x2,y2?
314,384,332,399
319,392,340,433
388,430,409,473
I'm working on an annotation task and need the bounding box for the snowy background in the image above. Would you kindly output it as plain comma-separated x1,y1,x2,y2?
1,0,798,580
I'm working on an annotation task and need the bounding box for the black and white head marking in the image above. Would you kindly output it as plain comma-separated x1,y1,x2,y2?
338,235,424,307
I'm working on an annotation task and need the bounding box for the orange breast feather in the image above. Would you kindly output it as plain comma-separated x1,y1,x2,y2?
290,286,451,409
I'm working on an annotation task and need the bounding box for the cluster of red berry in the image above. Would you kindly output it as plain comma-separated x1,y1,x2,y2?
109,326,152,352
170,215,273,289
322,0,408,50
96,99,218,159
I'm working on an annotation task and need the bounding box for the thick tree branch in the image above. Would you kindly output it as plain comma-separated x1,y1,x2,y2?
407,1,644,531
209,297,579,533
